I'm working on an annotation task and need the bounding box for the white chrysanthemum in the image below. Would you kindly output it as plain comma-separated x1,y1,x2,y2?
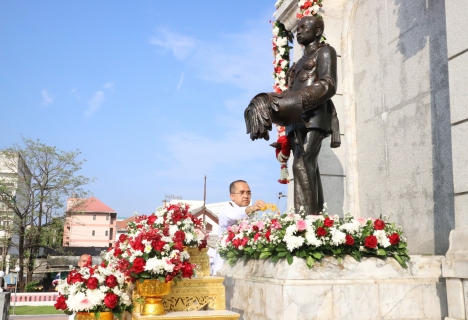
330,228,346,245
285,224,297,236
284,235,304,251
272,26,280,36
312,4,320,13
185,232,195,244
280,60,289,68
121,292,131,306
278,46,286,55
340,220,362,234
305,231,322,246
374,230,390,248
99,285,108,293
169,225,179,237
276,37,288,47
144,244,152,253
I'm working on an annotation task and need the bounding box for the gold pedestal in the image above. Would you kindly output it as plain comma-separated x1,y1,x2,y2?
76,312,113,320
132,310,240,320
136,279,172,315
187,247,210,277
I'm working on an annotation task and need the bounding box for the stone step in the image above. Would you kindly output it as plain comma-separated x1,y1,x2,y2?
132,310,240,320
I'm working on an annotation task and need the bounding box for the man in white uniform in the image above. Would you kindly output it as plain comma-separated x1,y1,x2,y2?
213,180,266,274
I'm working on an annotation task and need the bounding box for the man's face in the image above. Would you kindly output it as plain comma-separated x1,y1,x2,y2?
78,255,90,268
296,18,320,46
230,182,251,207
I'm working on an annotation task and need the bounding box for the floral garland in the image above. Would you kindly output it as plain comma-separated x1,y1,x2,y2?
217,206,410,269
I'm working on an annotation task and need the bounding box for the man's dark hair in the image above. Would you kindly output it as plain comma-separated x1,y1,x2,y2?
229,180,247,194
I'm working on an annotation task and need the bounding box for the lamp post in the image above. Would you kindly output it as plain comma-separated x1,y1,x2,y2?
13,266,20,315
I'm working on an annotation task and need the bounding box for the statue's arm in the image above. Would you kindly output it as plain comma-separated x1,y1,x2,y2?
300,45,338,110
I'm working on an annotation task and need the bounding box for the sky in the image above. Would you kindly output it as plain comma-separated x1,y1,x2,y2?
0,1,290,218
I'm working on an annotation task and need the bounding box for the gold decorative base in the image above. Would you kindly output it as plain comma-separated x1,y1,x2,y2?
137,280,172,315
162,277,226,311
76,311,113,320
132,310,240,320
187,247,210,277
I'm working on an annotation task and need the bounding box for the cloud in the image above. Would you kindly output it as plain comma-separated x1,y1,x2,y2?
176,72,184,91
149,30,196,60
41,89,55,106
103,82,115,92
84,91,106,118
70,88,81,101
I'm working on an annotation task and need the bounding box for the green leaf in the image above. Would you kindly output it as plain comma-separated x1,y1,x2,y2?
312,252,322,260
286,254,293,265
306,256,315,268
377,249,386,256
277,251,288,257
259,252,271,259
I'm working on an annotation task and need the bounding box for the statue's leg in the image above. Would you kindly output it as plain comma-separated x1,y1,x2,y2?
291,129,325,215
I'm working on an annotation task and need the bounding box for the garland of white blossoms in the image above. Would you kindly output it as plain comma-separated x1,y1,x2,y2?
272,0,323,94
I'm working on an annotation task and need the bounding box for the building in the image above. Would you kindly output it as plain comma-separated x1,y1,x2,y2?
63,196,117,247
0,152,31,260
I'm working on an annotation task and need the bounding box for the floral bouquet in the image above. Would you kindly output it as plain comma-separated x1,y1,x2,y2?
54,257,133,319
111,209,196,283
217,205,410,268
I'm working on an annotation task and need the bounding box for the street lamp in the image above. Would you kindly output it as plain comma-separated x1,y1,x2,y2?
13,266,20,315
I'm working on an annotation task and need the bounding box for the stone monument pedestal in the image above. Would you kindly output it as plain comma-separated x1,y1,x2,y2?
219,255,448,320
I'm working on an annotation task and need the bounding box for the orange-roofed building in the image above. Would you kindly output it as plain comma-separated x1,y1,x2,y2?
63,196,117,247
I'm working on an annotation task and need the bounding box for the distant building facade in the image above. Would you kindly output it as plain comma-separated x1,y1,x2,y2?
63,196,117,247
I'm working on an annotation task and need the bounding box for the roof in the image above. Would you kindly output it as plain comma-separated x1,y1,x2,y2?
116,216,136,232
68,196,116,213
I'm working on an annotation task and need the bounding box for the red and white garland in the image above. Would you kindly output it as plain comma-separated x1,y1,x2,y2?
271,0,324,184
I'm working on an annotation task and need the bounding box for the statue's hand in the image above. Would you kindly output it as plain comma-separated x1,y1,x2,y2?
269,92,283,112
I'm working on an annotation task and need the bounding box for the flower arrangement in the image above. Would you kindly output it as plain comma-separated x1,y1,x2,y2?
217,206,410,268
110,204,201,283
54,258,133,319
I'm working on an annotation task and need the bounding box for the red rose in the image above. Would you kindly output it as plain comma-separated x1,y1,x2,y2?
67,270,84,284
241,237,249,246
152,240,166,252
345,234,355,246
198,239,207,249
118,234,127,242
113,246,123,257
388,233,400,245
147,215,157,225
104,292,119,309
130,239,145,252
87,277,99,290
227,231,235,241
364,235,378,248
374,219,386,230
54,295,67,310
316,227,327,237
254,233,261,242
174,230,185,242
265,230,271,242
105,275,118,288
323,217,334,228
173,241,184,251
181,262,194,278
232,238,241,248
132,257,146,274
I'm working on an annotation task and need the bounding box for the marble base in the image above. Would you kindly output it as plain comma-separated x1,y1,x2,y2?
132,310,240,320
219,255,448,320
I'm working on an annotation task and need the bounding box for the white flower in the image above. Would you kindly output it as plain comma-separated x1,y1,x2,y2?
272,26,280,36
280,60,289,68
312,4,320,13
284,235,304,251
278,46,286,55
276,36,288,47
305,231,322,247
374,230,391,248
169,225,179,237
285,224,297,236
330,228,346,245
145,257,165,274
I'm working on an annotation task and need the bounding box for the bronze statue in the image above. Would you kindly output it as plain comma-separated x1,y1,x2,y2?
244,16,340,215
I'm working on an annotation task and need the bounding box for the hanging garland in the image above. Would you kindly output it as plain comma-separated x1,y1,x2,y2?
271,0,324,184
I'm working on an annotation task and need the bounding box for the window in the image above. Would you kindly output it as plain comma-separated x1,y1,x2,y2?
105,230,108,236
1,220,11,228
93,215,96,220
92,230,95,236
106,215,109,221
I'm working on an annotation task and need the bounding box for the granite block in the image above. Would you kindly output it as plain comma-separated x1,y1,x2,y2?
446,278,465,320
333,284,380,319
283,285,333,320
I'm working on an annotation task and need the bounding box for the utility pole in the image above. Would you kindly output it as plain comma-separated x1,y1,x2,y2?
203,176,207,224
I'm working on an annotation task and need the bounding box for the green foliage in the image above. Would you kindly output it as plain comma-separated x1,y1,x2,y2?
25,279,40,292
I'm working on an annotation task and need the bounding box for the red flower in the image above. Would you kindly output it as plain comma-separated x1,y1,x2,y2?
345,234,354,246
364,235,378,248
198,239,207,249
174,230,185,242
388,233,400,245
132,257,146,274
241,237,249,246
54,295,67,310
113,246,123,257
173,241,184,251
147,215,157,225
181,262,194,278
296,13,304,19
316,227,327,237
227,231,235,241
118,234,128,242
232,238,241,248
130,239,145,252
265,229,271,242
323,217,334,228
374,219,386,230
86,277,99,290
152,240,166,252
105,275,118,288
104,292,119,309
303,1,312,9
66,270,84,284
254,233,261,242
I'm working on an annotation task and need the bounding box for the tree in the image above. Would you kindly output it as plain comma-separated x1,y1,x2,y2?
0,138,92,290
